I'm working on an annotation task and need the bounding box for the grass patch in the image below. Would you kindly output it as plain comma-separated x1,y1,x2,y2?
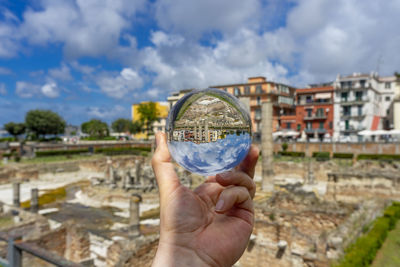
20,187,67,208
334,202,400,267
372,220,400,267
21,154,103,164
0,215,14,229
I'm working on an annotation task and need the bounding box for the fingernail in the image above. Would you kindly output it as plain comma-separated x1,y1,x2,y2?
215,199,224,211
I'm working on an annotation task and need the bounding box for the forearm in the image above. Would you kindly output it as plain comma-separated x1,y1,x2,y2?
152,242,214,267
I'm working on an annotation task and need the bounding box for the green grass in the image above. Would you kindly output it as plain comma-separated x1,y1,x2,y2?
20,187,67,208
333,202,400,267
21,153,103,164
0,215,14,229
273,155,308,163
372,221,400,267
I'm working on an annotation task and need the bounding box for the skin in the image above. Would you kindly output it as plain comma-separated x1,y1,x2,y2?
151,132,259,267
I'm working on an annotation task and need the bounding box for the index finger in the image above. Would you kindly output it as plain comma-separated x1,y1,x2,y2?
236,145,259,179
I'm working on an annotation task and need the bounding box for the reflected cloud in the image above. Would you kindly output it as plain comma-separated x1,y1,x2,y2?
168,133,251,176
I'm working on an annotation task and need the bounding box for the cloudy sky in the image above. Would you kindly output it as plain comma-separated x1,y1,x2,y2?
0,0,399,126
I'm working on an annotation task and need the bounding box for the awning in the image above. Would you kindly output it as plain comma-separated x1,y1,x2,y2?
372,130,389,135
315,93,331,99
371,116,380,130
388,129,400,135
358,130,373,136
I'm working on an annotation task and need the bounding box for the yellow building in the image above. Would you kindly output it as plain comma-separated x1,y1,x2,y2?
131,101,169,139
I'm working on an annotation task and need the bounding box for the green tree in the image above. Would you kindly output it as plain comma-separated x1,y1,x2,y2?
112,118,132,133
25,110,66,139
137,102,160,135
81,119,109,138
4,122,26,140
129,121,142,134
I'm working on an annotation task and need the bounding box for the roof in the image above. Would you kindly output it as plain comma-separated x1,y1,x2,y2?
296,86,334,94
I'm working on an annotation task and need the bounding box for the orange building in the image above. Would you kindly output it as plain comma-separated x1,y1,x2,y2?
295,86,334,141
210,77,296,140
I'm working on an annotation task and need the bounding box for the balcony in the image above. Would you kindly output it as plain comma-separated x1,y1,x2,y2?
340,97,369,105
304,128,315,134
341,113,366,120
298,101,333,106
341,126,366,133
316,128,326,134
303,114,327,120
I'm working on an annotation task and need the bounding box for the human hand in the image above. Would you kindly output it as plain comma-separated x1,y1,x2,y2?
151,132,259,267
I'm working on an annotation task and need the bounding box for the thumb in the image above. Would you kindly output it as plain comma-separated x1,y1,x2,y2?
151,132,181,200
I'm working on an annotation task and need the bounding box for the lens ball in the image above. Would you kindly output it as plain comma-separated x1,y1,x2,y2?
166,88,252,176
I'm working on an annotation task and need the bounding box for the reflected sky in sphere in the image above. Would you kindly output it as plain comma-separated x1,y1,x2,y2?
166,88,252,177
168,133,251,176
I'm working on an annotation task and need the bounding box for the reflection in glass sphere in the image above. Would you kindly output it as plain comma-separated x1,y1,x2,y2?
166,88,252,176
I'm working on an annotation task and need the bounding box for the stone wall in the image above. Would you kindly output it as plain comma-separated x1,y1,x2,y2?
271,142,400,157
238,193,382,267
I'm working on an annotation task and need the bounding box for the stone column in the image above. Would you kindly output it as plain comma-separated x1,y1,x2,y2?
261,100,274,192
13,182,20,207
129,195,141,237
31,188,39,213
135,159,142,185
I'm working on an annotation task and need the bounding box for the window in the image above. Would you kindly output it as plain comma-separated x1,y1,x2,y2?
316,108,324,117
223,88,227,91
357,105,363,116
360,80,366,88
329,122,333,129
319,122,324,129
256,85,262,93
343,106,351,116
355,91,363,101
257,96,261,105
278,96,294,105
306,96,312,103
306,122,312,129
234,87,240,96
306,109,312,117
297,124,301,131
286,122,291,129
245,86,250,94
385,82,391,89
341,92,348,102
255,109,261,120
385,96,391,101
345,120,349,130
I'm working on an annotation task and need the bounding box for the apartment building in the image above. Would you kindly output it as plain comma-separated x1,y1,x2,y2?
210,77,296,139
379,75,400,130
333,73,384,141
295,86,334,141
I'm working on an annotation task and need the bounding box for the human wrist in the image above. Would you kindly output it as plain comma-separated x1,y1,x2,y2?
152,241,213,267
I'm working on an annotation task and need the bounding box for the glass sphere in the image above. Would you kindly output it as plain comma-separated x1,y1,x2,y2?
166,88,252,176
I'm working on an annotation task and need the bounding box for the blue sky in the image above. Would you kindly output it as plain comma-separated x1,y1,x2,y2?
0,0,399,126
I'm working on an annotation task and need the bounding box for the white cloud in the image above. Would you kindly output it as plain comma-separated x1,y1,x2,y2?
16,81,60,98
48,64,72,81
41,82,59,98
154,0,261,39
70,61,95,75
87,105,126,119
16,81,39,98
0,67,12,75
95,68,143,98
18,0,146,59
0,83,6,95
